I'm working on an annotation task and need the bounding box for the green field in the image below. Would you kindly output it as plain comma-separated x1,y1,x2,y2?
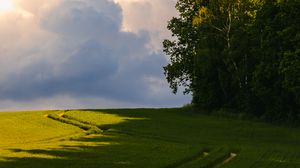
0,109,300,167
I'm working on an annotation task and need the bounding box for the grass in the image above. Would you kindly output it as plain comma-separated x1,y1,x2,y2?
0,108,300,167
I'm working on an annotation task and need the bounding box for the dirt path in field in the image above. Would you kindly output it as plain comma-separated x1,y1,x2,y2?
214,153,237,168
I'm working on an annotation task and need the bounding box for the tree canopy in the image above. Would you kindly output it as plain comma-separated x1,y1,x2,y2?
163,0,300,122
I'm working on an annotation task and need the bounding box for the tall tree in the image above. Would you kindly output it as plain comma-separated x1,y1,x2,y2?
164,0,261,110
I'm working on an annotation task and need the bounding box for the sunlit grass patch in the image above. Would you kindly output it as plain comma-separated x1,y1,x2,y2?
0,132,114,162
0,111,82,146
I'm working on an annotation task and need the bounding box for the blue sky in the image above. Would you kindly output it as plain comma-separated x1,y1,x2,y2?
0,0,191,111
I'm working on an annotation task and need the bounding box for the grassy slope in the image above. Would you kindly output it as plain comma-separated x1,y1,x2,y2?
0,109,300,167
0,111,83,162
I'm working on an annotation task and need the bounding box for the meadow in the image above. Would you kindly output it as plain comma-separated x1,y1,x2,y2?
0,108,300,167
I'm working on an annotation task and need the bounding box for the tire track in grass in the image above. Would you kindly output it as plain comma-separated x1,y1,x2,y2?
47,113,103,135
165,149,210,168
199,149,236,168
62,111,186,143
49,112,239,168
167,148,237,168
214,152,237,168
61,112,110,131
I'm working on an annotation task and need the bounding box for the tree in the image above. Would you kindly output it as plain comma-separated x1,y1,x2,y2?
164,0,261,110
251,0,300,121
164,0,300,122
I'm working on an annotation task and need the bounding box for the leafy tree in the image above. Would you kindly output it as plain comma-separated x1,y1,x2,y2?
251,0,300,121
164,0,261,110
164,0,299,122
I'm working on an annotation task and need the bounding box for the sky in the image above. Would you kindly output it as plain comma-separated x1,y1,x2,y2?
0,0,191,111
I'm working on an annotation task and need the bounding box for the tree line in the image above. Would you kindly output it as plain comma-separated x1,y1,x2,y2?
163,0,299,122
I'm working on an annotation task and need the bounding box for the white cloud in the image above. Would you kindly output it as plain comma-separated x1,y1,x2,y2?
114,0,178,52
0,0,190,111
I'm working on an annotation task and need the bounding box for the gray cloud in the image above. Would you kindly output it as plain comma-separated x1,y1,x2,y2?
0,0,190,110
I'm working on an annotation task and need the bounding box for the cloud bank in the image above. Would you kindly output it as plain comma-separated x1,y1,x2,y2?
0,0,190,111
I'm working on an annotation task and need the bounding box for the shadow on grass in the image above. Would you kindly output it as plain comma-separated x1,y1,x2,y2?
0,109,198,168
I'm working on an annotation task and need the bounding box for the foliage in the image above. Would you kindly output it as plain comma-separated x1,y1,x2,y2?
163,0,300,122
249,0,300,121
